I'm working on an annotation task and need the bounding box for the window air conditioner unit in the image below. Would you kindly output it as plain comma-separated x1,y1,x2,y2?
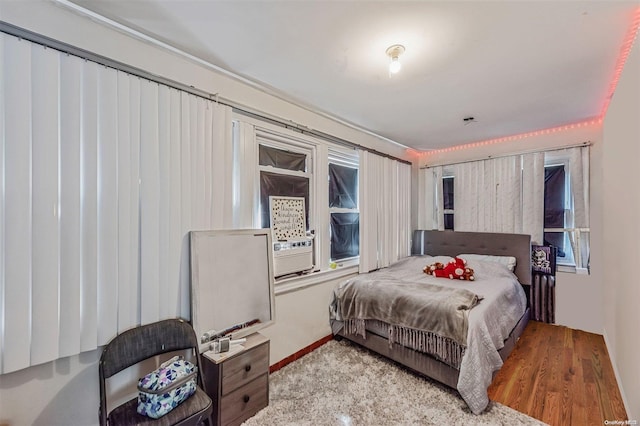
273,239,313,277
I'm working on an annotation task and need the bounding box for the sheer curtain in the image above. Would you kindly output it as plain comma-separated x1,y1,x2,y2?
0,34,232,374
567,146,590,270
359,152,411,273
453,160,485,232
397,161,412,260
453,156,522,233
448,154,544,240
418,166,444,230
522,152,545,245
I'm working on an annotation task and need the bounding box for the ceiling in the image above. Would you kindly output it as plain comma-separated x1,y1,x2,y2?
65,1,639,151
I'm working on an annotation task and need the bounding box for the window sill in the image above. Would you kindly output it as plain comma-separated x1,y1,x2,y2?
557,264,589,275
274,264,358,295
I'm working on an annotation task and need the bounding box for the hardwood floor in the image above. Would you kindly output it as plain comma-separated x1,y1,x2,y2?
488,320,628,426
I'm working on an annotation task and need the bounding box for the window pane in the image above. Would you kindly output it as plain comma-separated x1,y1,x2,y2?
443,177,454,210
260,171,309,228
330,212,359,260
329,163,357,209
444,214,454,230
544,165,565,228
259,145,306,172
543,231,571,261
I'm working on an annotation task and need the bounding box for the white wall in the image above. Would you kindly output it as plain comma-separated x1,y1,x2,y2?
556,128,605,334
420,122,605,335
602,37,640,420
0,351,101,426
0,2,399,425
262,274,356,363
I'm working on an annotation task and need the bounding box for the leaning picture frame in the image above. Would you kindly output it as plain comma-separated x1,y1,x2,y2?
531,245,557,275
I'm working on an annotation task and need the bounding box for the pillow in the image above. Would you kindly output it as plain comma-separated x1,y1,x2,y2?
457,254,517,272
426,255,455,264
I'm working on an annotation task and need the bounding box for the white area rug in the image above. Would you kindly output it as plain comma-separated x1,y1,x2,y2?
243,339,546,426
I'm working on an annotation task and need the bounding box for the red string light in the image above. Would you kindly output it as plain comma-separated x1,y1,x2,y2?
422,118,603,157
601,7,640,117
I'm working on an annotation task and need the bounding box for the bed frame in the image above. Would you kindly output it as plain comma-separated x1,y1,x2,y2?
335,230,531,389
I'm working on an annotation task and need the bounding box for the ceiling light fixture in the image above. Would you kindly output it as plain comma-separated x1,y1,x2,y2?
386,44,405,75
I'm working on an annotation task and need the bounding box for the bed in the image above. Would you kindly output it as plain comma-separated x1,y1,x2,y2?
329,230,531,414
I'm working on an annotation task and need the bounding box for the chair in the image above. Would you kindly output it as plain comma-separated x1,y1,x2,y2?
99,318,213,426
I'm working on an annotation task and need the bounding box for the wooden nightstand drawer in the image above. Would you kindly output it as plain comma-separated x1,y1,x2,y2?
221,342,269,395
220,374,268,426
201,333,270,426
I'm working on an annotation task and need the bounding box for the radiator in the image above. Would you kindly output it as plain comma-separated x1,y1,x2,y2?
531,273,555,324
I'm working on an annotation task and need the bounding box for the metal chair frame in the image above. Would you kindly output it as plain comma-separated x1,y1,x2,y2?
98,318,213,426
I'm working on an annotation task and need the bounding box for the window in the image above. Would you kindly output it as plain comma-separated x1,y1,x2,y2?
424,147,589,272
543,164,574,265
543,147,590,272
443,176,454,230
258,143,312,229
329,152,359,261
239,120,365,280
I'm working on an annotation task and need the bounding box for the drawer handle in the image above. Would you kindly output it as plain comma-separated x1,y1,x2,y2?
243,395,250,403
245,364,252,372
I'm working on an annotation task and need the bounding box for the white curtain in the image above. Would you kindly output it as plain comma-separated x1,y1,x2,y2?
418,166,444,230
452,161,482,232
435,154,544,241
453,156,523,233
231,121,258,229
397,161,412,260
567,146,590,270
0,34,232,374
359,151,378,272
359,152,411,273
522,152,545,245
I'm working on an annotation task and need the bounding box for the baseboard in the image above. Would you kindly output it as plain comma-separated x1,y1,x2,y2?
602,329,632,418
269,334,334,373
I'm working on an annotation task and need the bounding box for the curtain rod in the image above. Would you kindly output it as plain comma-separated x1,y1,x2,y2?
0,21,410,166
233,108,411,165
421,141,591,169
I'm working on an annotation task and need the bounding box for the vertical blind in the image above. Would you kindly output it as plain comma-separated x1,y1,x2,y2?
453,156,525,234
359,152,411,272
0,33,232,374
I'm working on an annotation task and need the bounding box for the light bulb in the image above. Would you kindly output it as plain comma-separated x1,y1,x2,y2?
389,57,401,74
386,44,405,75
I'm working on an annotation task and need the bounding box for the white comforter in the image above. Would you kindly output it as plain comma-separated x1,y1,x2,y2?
332,255,527,414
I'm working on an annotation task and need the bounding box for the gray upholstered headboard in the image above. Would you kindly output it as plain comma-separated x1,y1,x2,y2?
411,230,531,285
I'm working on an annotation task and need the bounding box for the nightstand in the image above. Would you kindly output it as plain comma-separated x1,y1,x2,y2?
201,333,270,426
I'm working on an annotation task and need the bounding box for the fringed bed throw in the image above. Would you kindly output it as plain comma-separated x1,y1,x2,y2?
336,280,479,344
344,318,367,338
343,319,465,369
332,276,479,370
389,324,465,369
